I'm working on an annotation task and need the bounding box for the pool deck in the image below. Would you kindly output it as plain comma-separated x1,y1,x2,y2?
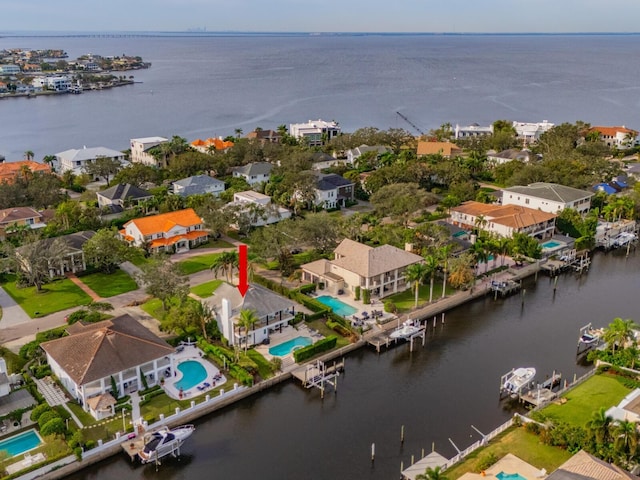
164,345,227,400
457,453,546,480
255,324,323,365
310,292,395,328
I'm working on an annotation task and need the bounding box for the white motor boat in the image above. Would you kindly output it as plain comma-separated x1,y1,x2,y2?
138,425,195,464
389,319,422,340
502,367,536,394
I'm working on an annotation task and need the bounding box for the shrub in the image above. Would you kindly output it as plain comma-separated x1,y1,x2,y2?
85,440,96,450
30,364,51,379
41,417,65,436
326,320,351,337
30,403,52,422
38,410,60,429
74,447,83,461
384,300,397,313
361,288,370,304
354,286,361,301
476,452,498,472
293,336,338,363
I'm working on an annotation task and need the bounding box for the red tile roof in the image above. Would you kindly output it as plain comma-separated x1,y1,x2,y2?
0,161,51,184
124,208,204,236
589,126,638,137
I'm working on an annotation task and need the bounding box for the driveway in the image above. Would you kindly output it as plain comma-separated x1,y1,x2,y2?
0,286,31,328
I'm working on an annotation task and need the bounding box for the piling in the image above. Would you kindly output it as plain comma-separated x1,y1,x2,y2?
371,443,375,464
401,425,405,444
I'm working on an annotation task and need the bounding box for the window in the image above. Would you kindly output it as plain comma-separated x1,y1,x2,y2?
525,199,529,205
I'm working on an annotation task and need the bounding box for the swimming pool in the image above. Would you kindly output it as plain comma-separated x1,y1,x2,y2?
541,240,561,249
269,336,312,356
174,360,208,391
316,295,357,317
496,472,527,480
0,429,42,457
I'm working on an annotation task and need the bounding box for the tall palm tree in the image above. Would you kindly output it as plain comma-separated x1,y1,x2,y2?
613,419,639,462
23,150,34,161
405,262,429,309
238,309,259,352
423,255,439,303
210,251,239,283
587,407,613,446
438,244,453,299
472,239,489,274
497,237,510,266
603,317,637,353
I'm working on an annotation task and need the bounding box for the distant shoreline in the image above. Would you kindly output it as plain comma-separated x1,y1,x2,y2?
2,31,640,38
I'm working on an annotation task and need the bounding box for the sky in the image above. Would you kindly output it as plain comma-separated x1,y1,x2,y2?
2,0,640,34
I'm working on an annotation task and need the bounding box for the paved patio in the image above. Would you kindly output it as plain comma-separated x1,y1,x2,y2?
254,323,323,363
309,291,394,328
163,343,226,400
458,453,546,480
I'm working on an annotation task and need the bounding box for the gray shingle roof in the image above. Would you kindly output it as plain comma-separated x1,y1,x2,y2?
504,182,593,203
331,239,423,278
232,162,273,177
172,175,225,196
98,183,152,201
41,315,174,386
56,146,124,162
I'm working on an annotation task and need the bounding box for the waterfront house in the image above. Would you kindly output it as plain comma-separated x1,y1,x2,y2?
454,123,494,139
310,152,340,170
40,315,174,419
512,120,554,144
487,149,534,166
289,119,341,146
0,206,46,241
345,145,391,167
209,283,295,348
587,125,639,150
449,201,557,239
120,208,207,254
310,173,354,209
0,65,20,75
416,141,462,158
96,183,153,213
226,191,291,229
502,182,593,216
55,146,126,177
130,136,169,167
246,129,281,144
605,389,640,423
231,162,272,186
301,238,424,298
191,137,234,154
172,174,226,197
546,450,636,480
16,230,95,278
0,160,51,183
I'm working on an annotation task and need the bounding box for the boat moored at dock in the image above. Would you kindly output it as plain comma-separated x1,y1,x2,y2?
132,425,195,465
501,367,536,396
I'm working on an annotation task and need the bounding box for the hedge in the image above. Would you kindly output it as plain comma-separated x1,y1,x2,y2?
293,336,338,363
326,320,351,337
197,339,254,386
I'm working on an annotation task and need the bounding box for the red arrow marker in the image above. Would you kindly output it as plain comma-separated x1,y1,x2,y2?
237,244,249,297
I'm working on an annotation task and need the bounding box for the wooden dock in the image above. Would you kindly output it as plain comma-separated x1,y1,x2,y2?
291,359,345,398
366,325,426,353
489,279,520,297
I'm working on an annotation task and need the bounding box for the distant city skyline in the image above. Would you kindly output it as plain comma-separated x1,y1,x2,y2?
2,0,640,34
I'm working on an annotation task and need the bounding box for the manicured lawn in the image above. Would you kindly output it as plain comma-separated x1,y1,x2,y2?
247,349,274,380
386,283,456,312
444,427,572,479
306,319,351,348
177,253,222,275
199,238,235,249
67,401,97,427
140,298,166,320
2,275,92,318
537,374,631,427
82,411,134,442
190,280,223,298
129,251,150,267
79,269,138,297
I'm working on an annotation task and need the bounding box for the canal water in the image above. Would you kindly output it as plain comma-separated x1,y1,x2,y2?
71,251,639,480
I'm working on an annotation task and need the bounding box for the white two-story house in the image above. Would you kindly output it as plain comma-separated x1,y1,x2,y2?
502,182,593,216
120,208,208,254
130,137,169,167
55,146,126,177
289,119,341,146
232,162,272,186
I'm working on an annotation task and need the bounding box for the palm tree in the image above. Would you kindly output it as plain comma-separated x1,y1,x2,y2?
497,237,510,266
586,407,613,446
603,317,637,353
423,255,439,303
234,128,243,139
23,150,34,161
473,214,488,235
472,239,489,274
210,251,239,283
193,301,215,341
613,419,639,462
405,262,429,308
416,466,448,480
438,245,453,299
238,308,259,352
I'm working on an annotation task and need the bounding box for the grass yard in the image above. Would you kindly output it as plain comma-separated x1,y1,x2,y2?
177,253,222,275
386,283,456,312
140,298,166,320
306,319,351,348
199,238,235,249
247,349,274,380
67,401,97,427
79,268,138,297
444,427,572,479
190,280,223,298
537,373,631,427
2,275,92,318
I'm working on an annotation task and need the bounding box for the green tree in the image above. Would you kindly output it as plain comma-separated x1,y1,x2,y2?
83,228,133,273
587,407,613,446
370,183,437,226
416,466,448,480
23,150,34,160
83,156,122,186
295,212,340,254
405,262,429,308
613,419,639,463
210,251,239,283
136,255,189,310
603,317,637,354
238,308,259,352
7,235,69,291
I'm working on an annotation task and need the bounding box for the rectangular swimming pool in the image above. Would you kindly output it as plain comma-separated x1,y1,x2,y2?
269,336,312,356
316,295,357,317
541,240,561,249
0,429,43,457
